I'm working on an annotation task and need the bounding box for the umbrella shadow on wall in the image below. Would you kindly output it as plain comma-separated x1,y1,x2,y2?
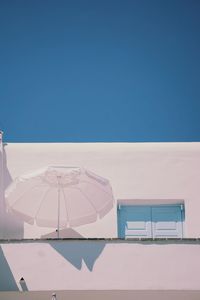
47,229,106,271
0,145,24,239
0,246,19,291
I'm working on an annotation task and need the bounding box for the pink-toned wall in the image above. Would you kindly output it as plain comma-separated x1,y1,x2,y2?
0,240,200,291
1,291,200,300
1,142,200,238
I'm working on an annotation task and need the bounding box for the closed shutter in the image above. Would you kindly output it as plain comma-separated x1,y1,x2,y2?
118,204,184,238
152,206,183,238
118,206,152,238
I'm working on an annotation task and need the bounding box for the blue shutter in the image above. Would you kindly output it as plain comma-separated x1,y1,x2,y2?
118,204,184,239
152,206,183,238
118,206,152,238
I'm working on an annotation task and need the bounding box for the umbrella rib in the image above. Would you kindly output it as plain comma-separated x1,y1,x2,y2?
61,188,70,226
8,183,48,210
34,187,51,220
69,186,98,214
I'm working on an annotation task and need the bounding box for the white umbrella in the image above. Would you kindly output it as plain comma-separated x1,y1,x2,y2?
5,166,114,237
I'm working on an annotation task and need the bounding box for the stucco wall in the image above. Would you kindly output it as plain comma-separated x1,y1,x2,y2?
1,142,200,238
1,240,200,291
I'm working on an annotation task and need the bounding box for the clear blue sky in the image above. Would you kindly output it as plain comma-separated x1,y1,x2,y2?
0,0,200,142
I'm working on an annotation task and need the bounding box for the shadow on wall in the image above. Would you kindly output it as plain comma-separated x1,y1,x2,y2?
41,228,85,239
49,235,106,271
0,246,19,291
0,145,24,239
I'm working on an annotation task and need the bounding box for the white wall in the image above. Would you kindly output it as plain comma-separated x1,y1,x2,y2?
1,142,200,238
1,240,200,291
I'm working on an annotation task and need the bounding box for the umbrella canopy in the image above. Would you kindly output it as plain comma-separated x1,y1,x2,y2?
5,166,114,235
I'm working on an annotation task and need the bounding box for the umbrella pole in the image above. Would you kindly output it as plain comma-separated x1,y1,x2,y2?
57,187,60,238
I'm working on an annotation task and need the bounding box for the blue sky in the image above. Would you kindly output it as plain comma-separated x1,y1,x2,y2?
0,0,200,142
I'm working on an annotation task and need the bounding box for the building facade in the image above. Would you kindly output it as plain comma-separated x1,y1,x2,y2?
0,136,200,299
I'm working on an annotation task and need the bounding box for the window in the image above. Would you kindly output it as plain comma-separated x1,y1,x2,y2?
117,204,184,238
